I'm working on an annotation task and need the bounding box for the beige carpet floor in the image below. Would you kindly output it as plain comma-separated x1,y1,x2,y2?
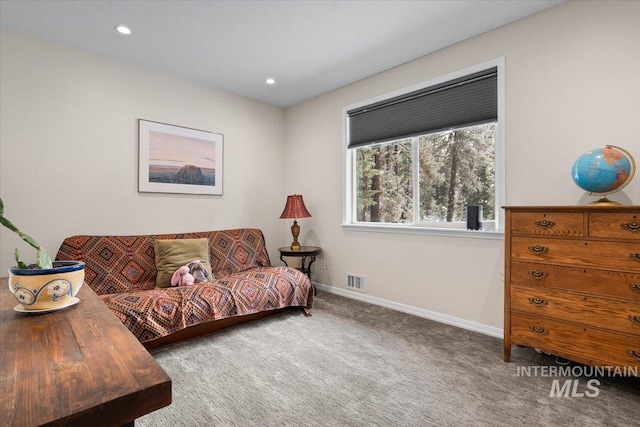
138,291,640,426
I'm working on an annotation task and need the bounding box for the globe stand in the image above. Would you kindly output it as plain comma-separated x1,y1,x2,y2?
588,195,621,207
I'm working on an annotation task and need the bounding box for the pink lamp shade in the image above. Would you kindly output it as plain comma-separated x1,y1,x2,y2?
279,195,312,219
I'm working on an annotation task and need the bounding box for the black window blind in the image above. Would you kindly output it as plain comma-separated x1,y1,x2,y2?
347,67,497,149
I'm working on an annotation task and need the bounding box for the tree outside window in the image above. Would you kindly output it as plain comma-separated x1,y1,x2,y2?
356,139,412,223
354,122,495,225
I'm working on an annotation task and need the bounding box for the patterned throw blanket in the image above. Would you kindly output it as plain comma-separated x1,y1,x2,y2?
56,229,313,343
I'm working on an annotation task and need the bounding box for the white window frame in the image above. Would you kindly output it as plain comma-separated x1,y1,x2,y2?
342,58,505,240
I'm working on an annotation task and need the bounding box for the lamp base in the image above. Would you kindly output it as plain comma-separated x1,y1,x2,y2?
290,220,302,251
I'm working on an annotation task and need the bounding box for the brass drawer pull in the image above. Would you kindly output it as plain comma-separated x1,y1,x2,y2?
530,326,549,335
621,221,640,232
631,284,640,293
628,350,640,361
629,316,640,326
631,253,640,262
528,245,548,254
528,270,548,280
535,220,555,229
528,297,548,306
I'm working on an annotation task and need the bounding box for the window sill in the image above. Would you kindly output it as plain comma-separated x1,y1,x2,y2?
341,223,504,240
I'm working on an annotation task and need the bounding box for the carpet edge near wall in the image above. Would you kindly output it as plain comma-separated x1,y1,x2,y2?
313,282,503,338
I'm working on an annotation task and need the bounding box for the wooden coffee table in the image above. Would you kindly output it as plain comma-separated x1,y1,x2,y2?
0,277,171,426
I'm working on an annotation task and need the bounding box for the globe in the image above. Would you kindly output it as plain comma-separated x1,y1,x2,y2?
571,145,635,205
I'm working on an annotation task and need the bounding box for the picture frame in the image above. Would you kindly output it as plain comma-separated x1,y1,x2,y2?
138,119,223,195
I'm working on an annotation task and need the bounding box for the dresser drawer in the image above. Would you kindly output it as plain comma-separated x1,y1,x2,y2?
510,212,584,237
589,212,640,240
511,237,640,270
510,260,640,300
511,312,640,370
511,285,640,337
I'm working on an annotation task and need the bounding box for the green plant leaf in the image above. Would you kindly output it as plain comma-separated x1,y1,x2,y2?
37,248,53,269
17,231,41,250
1,198,50,267
0,213,20,233
0,197,43,250
14,248,29,269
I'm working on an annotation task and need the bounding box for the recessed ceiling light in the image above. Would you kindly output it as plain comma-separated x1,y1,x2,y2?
115,25,132,35
265,78,276,85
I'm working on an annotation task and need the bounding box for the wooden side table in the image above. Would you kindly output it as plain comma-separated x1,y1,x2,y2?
0,277,171,427
278,246,321,294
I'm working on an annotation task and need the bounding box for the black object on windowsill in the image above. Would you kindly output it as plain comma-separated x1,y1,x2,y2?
466,205,483,230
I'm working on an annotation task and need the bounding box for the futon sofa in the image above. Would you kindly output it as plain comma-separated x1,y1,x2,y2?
56,229,313,348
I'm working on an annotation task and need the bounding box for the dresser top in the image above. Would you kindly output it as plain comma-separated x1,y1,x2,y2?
504,205,639,212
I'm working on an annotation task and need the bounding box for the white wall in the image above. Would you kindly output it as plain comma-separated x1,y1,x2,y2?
284,0,640,331
0,30,287,273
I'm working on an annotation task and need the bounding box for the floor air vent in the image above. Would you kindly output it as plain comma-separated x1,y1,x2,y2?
346,274,365,292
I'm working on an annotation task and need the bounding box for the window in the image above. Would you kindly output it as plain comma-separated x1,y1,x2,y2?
355,138,413,223
344,59,504,235
419,123,495,224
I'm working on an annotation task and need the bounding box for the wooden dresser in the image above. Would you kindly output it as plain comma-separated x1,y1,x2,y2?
503,206,640,374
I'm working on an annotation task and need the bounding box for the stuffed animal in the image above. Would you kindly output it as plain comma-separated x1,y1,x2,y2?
170,266,195,287
170,260,212,287
187,259,212,283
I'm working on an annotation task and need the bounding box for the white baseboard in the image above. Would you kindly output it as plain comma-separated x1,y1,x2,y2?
313,282,503,339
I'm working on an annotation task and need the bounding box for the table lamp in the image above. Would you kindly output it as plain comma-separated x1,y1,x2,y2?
279,194,312,251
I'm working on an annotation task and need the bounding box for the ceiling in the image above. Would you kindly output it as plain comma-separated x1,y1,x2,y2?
0,0,564,108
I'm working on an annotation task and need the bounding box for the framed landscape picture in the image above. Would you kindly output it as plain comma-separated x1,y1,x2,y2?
138,119,223,195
